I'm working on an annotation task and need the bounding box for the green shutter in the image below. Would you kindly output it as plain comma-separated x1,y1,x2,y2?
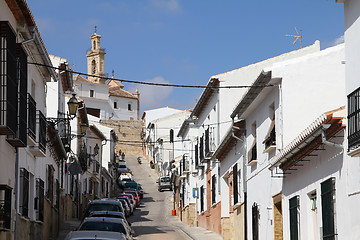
321,177,336,240
289,196,299,240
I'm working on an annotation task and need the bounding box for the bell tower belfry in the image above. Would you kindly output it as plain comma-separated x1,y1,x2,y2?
86,29,106,84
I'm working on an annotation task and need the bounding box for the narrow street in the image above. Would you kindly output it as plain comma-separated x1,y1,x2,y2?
125,154,190,240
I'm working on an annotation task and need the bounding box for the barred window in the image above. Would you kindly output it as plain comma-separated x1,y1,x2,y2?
20,168,29,217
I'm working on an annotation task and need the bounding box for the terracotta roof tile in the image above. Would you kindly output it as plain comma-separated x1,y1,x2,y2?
109,86,138,99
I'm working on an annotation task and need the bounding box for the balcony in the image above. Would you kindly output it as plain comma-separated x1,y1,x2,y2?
29,111,47,157
0,22,17,136
348,87,360,157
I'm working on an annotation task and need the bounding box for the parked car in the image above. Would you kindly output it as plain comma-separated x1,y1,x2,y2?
157,176,172,192
122,189,139,206
88,211,133,234
65,230,126,240
117,196,134,215
123,182,143,199
83,199,125,220
138,184,144,199
118,198,131,217
78,217,133,240
118,194,136,210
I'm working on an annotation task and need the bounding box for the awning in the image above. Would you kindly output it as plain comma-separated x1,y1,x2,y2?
269,106,345,172
214,120,245,160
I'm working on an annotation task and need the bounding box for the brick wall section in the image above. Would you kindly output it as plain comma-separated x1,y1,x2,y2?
100,120,144,156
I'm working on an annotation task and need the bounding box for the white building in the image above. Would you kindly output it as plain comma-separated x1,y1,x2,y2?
73,32,139,121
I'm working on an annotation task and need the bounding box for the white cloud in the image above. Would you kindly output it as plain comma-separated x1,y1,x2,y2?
332,35,344,46
149,0,181,13
130,76,174,109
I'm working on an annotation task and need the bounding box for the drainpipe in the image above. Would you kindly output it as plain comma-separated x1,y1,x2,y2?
14,148,19,240
321,124,343,149
231,118,247,240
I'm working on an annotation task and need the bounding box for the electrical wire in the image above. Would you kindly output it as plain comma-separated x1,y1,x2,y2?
28,61,277,89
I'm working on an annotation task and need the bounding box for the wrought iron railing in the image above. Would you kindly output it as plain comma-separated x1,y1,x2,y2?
27,94,36,140
348,87,360,150
38,111,47,153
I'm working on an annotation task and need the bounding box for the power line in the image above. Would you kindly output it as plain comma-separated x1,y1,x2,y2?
28,61,277,89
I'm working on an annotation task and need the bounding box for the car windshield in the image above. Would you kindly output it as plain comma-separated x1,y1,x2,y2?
161,177,170,182
79,221,126,234
88,204,121,212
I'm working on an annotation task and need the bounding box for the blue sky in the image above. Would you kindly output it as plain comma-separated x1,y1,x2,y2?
27,0,344,113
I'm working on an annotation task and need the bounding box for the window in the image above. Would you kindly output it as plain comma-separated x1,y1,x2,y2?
321,177,336,240
84,178,87,194
212,175,216,204
195,143,199,168
92,59,96,74
46,165,54,202
263,110,276,152
200,186,204,212
248,122,257,164
0,22,18,135
233,164,240,205
128,103,132,111
89,179,93,194
114,101,118,109
289,196,299,240
200,136,204,161
0,185,12,229
90,89,94,98
20,168,29,217
35,178,44,221
348,87,360,151
252,203,259,240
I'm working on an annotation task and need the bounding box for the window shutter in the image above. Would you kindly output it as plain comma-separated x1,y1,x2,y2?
321,177,336,240
200,186,204,212
195,144,198,167
289,196,299,240
233,164,238,205
252,203,259,240
212,175,216,204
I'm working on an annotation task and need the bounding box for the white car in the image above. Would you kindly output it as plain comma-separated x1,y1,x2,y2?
65,230,126,240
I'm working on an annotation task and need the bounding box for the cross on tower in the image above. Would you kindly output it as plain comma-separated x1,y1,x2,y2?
94,26,97,34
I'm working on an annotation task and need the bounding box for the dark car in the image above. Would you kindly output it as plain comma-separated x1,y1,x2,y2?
83,199,125,220
88,211,133,234
117,197,133,215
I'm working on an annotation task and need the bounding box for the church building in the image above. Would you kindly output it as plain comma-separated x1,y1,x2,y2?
74,31,140,121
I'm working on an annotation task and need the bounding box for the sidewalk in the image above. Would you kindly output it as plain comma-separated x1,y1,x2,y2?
169,216,223,240
56,220,80,240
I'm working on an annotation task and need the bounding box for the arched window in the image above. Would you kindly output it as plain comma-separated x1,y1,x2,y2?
92,59,96,74
114,101,118,109
93,40,96,50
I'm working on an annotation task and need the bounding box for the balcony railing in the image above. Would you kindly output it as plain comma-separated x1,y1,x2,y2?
29,110,47,157
348,87,360,151
28,94,36,141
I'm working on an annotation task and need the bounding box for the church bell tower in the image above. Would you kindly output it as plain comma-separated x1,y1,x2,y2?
86,29,106,84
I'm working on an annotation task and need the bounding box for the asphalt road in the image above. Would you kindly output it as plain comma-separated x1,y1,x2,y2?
125,155,190,240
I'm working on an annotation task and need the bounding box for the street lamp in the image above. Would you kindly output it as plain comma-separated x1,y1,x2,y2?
94,143,100,156
67,94,79,117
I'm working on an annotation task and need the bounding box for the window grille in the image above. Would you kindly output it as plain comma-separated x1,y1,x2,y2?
46,165,54,202
200,186,204,212
195,144,198,168
28,94,36,140
0,21,18,135
348,87,360,150
35,178,44,221
38,111,47,153
199,136,204,161
0,185,11,229
20,168,29,217
212,175,216,204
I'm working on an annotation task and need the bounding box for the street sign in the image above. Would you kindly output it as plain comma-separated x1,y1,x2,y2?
193,188,199,198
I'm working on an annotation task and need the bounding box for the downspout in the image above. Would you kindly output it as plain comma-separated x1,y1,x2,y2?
14,148,19,240
321,124,343,149
231,118,247,240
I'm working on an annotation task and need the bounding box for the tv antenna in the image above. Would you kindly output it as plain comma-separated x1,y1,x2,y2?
285,27,302,48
